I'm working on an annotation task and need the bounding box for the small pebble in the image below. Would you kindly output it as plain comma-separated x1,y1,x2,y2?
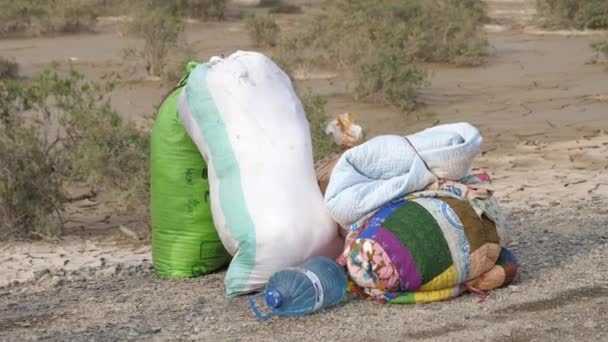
51,278,64,288
37,273,52,285
34,269,51,281
583,320,598,329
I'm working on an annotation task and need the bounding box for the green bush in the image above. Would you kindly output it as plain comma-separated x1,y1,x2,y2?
275,0,488,111
0,57,19,80
0,68,148,239
245,15,280,47
536,0,608,29
127,3,184,78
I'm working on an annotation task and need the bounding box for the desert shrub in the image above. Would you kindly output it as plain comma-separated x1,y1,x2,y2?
98,0,227,19
0,80,67,238
245,15,280,47
277,0,489,66
536,0,608,29
275,0,488,111
175,0,228,20
355,49,429,111
127,3,184,78
94,0,128,15
0,57,19,80
300,93,340,161
269,1,303,14
163,50,198,85
54,70,149,192
259,0,281,6
0,0,47,37
270,49,296,82
591,39,608,64
49,0,99,33
0,0,98,37
0,68,148,239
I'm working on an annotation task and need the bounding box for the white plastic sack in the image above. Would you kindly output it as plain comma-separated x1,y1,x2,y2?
178,51,342,298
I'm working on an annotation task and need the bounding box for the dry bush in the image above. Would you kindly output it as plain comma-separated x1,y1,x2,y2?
536,0,608,29
245,15,280,47
162,48,198,85
0,0,50,37
0,0,226,38
126,3,185,78
275,0,489,111
94,0,129,15
259,0,281,5
0,80,66,238
354,49,429,111
49,0,98,33
0,57,19,80
0,0,98,38
55,70,149,193
174,0,228,20
591,39,608,64
97,0,228,19
0,68,148,239
268,1,303,14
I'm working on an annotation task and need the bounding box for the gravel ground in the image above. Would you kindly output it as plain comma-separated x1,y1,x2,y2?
1,199,606,342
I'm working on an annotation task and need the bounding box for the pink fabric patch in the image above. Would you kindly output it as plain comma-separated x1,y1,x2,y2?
345,239,401,296
474,172,491,183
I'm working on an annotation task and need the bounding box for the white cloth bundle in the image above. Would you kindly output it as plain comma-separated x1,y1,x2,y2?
324,123,483,228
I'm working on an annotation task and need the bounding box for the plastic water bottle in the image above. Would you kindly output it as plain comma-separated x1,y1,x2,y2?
249,256,347,320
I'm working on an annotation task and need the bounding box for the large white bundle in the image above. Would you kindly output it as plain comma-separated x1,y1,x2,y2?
325,123,483,228
178,51,342,298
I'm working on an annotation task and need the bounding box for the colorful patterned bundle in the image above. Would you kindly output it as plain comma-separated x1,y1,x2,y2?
343,194,517,304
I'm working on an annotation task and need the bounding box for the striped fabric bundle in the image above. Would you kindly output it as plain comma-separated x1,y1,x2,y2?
343,195,517,304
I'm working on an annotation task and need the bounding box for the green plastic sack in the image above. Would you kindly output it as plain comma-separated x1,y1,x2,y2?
150,63,230,278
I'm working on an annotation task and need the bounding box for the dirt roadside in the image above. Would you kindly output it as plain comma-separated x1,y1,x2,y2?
1,195,606,341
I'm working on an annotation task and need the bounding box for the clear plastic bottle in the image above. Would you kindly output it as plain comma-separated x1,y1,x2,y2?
249,256,347,320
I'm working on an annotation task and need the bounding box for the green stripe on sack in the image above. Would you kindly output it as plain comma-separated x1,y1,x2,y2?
383,201,453,284
185,63,256,297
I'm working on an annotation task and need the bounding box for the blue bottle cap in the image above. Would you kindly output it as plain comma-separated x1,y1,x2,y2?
265,290,284,309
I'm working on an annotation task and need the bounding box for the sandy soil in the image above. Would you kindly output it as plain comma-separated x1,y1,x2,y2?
1,0,608,341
